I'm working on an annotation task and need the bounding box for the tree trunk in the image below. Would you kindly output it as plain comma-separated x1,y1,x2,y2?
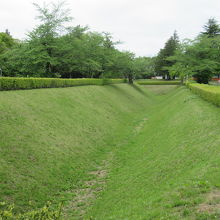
181,77,184,85
128,74,133,84
45,62,51,76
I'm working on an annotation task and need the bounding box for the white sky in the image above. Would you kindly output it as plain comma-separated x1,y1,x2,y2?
1,0,220,56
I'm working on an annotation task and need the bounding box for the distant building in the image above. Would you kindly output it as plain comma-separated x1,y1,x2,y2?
151,76,163,80
212,75,220,81
151,76,178,80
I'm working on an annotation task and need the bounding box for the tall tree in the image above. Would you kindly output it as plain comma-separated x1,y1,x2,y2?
27,1,72,76
201,18,220,38
155,31,179,79
168,36,220,84
0,31,15,54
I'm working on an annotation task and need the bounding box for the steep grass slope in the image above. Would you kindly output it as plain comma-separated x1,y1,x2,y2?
86,86,220,219
1,84,220,219
0,84,152,212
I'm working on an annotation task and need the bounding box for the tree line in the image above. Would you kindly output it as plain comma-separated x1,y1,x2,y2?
154,18,220,83
0,2,154,82
1,2,219,84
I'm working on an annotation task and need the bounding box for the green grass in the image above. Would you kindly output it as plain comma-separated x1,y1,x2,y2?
1,84,220,219
0,84,151,214
141,85,179,95
136,79,181,85
85,86,220,219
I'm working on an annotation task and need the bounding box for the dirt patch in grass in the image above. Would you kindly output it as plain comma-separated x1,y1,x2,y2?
134,117,148,133
63,152,113,219
197,190,220,213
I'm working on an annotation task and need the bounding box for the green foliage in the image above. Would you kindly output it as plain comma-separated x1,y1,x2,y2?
0,32,15,54
0,202,62,220
190,36,220,84
155,31,179,79
188,83,220,106
110,51,135,83
26,1,72,76
133,56,156,79
0,2,143,80
168,19,220,84
166,39,194,83
136,79,180,85
201,18,220,38
0,77,126,91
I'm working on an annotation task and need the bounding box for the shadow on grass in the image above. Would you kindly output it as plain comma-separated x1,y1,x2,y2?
108,83,150,99
130,83,150,97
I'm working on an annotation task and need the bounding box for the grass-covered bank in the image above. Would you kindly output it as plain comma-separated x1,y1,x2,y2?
1,84,220,219
0,84,152,215
86,86,220,219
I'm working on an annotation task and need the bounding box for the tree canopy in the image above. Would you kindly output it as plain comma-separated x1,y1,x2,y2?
155,31,179,79
0,2,154,82
155,19,220,84
1,2,219,84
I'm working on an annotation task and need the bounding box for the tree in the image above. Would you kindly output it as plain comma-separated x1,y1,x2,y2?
111,51,135,83
201,18,220,38
155,31,179,79
27,1,72,77
192,36,220,83
0,1,141,79
167,39,195,83
133,57,156,79
0,31,15,54
168,36,220,84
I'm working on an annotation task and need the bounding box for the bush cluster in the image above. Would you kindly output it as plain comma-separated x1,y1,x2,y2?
188,83,220,106
0,77,126,91
136,80,181,85
0,201,62,220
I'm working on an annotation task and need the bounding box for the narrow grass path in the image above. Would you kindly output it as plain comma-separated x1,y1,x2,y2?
84,86,220,220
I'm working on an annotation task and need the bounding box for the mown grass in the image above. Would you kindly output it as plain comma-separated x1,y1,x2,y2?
141,85,179,95
136,79,181,85
86,86,220,219
0,84,152,214
1,84,220,219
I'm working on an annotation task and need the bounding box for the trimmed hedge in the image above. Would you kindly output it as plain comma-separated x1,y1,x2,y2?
136,80,181,85
0,77,126,91
188,83,220,107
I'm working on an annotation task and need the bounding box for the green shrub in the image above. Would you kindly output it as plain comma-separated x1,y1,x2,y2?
0,77,126,91
0,201,62,220
136,80,181,85
188,83,220,106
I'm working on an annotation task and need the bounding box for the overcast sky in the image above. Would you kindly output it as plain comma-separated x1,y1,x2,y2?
1,0,220,56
